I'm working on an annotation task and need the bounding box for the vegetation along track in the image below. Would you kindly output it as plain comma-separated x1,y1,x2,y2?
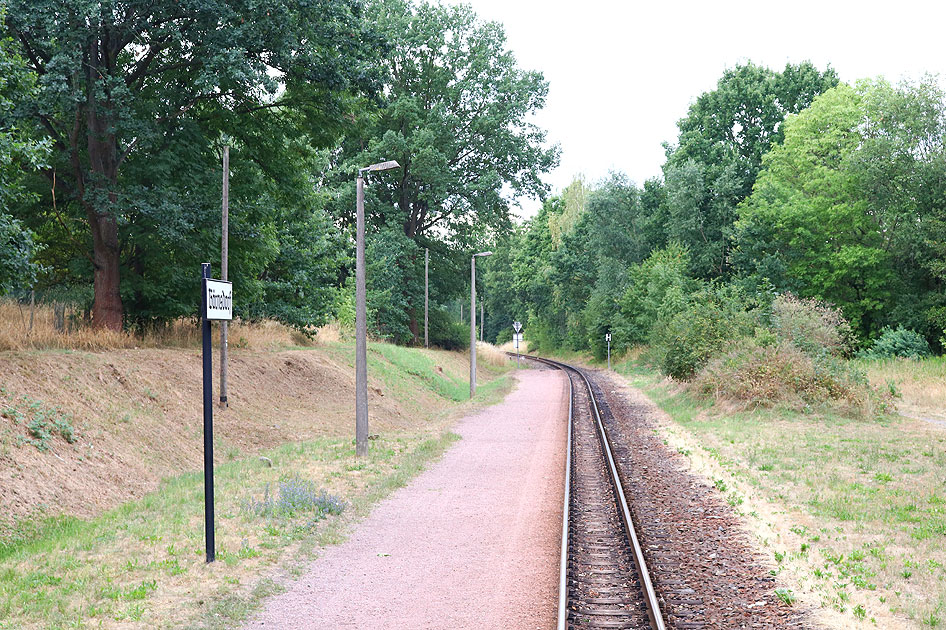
520,354,665,630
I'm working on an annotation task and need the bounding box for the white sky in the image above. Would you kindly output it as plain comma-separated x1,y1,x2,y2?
443,0,946,217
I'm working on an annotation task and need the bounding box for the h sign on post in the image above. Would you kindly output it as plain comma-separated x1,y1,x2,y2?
606,332,612,371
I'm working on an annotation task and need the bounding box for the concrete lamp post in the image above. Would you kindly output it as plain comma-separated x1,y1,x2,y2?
355,160,401,457
470,251,492,398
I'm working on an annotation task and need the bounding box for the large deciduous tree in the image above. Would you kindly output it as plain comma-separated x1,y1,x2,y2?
327,0,557,343
360,0,557,242
734,78,946,341
5,0,382,329
662,62,839,278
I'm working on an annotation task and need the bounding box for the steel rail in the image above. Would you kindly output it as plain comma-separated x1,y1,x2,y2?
514,353,666,630
556,358,573,629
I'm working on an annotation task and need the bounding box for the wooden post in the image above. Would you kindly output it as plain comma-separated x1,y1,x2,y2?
219,146,229,408
424,248,429,348
28,289,34,333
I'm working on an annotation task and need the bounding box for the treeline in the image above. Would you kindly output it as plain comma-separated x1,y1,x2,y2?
483,63,946,364
0,0,556,343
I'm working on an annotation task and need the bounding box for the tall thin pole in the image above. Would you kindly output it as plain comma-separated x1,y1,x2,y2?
355,175,369,457
200,263,215,563
460,302,463,325
470,257,476,399
219,146,229,408
424,248,429,349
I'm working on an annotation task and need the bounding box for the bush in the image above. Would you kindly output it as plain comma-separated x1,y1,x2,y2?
649,286,754,380
770,294,854,357
860,326,931,359
243,477,346,519
693,341,879,412
427,307,469,351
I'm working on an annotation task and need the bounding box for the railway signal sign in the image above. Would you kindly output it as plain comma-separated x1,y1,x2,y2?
513,322,522,367
606,332,612,370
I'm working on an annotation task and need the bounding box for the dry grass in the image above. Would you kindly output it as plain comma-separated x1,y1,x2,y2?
620,361,946,629
862,356,946,423
314,321,343,344
497,340,532,355
0,300,341,352
476,341,511,367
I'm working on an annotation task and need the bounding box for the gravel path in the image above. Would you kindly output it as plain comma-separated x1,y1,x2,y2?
245,369,568,629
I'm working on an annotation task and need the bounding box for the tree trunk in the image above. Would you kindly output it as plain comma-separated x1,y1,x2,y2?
408,312,420,344
88,210,123,330
82,43,124,332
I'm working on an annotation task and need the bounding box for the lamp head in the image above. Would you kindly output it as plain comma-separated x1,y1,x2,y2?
359,160,401,176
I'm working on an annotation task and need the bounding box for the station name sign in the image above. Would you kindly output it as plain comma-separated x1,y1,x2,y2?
204,279,233,320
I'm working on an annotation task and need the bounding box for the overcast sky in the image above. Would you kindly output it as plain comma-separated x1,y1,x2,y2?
442,0,946,217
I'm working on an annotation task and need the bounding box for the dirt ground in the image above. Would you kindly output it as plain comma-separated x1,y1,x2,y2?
244,369,568,630
0,345,476,534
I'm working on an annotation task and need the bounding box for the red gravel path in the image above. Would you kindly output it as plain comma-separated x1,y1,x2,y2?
245,369,568,629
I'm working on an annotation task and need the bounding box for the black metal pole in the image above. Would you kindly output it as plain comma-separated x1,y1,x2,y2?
201,262,215,563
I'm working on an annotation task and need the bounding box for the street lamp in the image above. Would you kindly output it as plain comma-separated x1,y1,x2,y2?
355,159,401,457
470,251,492,398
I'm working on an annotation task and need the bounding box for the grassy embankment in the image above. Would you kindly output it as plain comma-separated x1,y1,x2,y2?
0,325,514,630
613,353,946,629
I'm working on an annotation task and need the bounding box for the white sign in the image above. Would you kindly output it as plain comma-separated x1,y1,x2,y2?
513,320,522,332
515,333,523,342
606,333,611,342
205,279,233,320
514,336,519,349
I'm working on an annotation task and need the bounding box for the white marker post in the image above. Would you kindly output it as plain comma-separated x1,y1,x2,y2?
513,321,522,367
606,332,612,370
201,265,232,563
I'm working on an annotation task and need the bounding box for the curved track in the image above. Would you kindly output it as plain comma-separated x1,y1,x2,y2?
519,355,666,630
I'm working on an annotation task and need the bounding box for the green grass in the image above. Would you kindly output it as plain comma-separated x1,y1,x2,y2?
316,341,512,411
0,432,462,630
0,341,513,630
615,356,946,628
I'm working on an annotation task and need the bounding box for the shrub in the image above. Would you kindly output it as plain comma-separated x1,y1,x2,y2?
243,477,346,519
770,293,854,357
427,307,469,351
649,286,754,380
860,326,931,359
693,340,892,415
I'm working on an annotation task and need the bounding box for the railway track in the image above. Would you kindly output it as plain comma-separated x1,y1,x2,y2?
518,355,666,630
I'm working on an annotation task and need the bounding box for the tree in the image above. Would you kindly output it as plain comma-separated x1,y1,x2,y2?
0,12,47,294
5,0,383,329
662,62,839,278
734,79,946,341
326,0,558,343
